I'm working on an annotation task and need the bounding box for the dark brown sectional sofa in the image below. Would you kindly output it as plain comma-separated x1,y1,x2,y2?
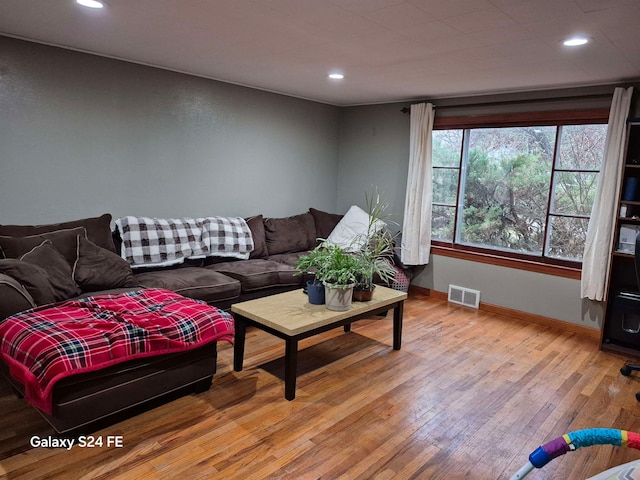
0,208,342,434
0,208,343,318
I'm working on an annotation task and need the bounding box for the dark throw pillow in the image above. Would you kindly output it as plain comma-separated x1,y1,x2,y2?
0,227,87,266
0,213,116,253
264,212,317,255
245,215,268,259
20,240,81,301
309,208,344,241
0,259,56,305
73,235,138,292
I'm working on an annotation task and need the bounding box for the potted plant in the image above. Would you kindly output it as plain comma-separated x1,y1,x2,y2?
295,188,399,308
295,243,360,311
351,190,398,301
294,246,330,305
352,238,396,301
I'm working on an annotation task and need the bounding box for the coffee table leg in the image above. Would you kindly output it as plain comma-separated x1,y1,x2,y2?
233,315,247,371
284,337,298,400
393,301,404,350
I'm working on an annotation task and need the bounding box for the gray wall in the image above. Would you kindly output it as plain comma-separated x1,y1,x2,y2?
337,86,640,328
2,36,638,329
0,36,340,223
337,103,410,230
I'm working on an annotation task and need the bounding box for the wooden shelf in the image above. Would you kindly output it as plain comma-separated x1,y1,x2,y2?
602,119,640,355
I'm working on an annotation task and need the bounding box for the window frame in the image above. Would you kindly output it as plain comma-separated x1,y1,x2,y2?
430,108,610,279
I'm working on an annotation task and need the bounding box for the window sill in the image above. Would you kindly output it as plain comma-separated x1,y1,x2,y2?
430,245,582,280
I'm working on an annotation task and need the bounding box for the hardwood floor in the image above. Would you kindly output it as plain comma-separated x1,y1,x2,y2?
2,291,640,479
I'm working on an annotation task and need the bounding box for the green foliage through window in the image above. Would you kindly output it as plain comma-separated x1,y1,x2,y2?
431,123,607,262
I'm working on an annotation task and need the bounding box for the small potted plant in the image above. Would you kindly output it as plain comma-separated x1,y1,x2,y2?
295,242,360,311
294,245,329,305
352,233,396,301
351,189,398,301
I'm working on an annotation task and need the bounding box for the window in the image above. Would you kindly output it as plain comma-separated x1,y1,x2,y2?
431,112,608,269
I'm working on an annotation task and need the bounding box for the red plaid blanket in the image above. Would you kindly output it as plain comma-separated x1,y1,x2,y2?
0,289,234,414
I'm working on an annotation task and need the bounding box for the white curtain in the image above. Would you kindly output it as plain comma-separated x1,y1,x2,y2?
581,86,634,301
401,102,435,265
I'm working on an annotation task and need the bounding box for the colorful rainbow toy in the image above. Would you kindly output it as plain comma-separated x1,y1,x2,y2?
510,428,640,479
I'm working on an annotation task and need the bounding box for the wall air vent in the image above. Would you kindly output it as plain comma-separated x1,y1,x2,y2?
448,285,480,309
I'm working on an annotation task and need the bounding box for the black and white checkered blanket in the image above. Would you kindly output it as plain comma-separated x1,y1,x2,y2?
115,216,254,267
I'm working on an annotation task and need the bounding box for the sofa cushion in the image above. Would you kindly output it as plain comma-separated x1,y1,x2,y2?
133,267,241,304
73,236,139,292
207,259,301,292
0,227,87,266
0,259,56,306
0,213,116,253
20,240,82,301
245,215,268,259
268,251,311,267
0,273,38,321
264,213,316,256
309,208,343,241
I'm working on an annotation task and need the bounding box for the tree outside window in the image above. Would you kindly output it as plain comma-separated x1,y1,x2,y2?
431,122,607,263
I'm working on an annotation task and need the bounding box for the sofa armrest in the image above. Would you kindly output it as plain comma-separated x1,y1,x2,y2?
0,273,36,321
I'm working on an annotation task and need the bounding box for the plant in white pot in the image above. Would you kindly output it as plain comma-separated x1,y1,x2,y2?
295,243,360,311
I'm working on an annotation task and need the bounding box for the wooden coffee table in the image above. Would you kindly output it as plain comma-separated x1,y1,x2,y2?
231,285,407,400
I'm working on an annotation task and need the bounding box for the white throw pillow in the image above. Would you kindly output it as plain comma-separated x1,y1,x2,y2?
326,205,385,252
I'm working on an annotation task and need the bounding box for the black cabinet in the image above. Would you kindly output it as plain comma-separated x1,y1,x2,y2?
602,119,640,355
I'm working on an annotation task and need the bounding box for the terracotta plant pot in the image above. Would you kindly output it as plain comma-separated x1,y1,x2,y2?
353,286,375,302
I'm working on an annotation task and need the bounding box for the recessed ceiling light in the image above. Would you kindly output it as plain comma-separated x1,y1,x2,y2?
563,36,590,46
328,73,344,80
76,0,105,8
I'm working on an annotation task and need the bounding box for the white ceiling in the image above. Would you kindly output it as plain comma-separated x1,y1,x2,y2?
1,0,639,106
